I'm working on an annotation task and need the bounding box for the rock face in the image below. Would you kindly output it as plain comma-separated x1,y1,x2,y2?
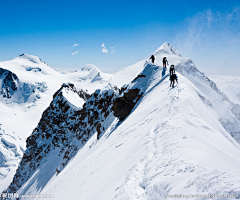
2,83,119,196
0,68,19,98
112,89,143,121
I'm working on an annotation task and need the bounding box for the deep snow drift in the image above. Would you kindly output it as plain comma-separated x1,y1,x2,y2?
1,44,240,200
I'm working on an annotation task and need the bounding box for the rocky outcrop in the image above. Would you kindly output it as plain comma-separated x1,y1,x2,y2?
131,74,146,83
0,68,19,98
2,83,118,196
112,88,143,121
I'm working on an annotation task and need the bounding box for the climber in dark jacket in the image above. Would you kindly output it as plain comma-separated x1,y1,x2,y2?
169,65,175,75
170,74,178,87
149,55,155,63
162,57,168,68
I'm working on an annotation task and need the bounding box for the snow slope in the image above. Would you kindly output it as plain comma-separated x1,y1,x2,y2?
2,44,240,199
4,60,240,200
209,75,240,105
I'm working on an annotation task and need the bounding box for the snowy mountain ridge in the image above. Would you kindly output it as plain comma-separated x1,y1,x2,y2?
174,58,240,142
1,43,240,199
20,59,239,200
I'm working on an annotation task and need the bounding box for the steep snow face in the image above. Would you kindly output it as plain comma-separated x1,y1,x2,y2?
154,42,182,57
13,62,240,200
174,60,240,143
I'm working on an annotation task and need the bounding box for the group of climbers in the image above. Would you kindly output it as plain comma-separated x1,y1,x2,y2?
149,55,178,88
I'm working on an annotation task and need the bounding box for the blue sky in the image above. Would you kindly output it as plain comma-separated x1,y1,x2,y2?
0,0,240,75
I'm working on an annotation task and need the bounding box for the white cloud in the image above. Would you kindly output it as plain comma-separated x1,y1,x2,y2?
73,44,79,47
101,43,108,54
72,51,79,55
101,43,117,54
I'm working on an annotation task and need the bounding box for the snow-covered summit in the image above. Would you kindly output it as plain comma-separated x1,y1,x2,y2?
154,42,182,57
75,64,112,81
6,54,59,76
15,54,44,65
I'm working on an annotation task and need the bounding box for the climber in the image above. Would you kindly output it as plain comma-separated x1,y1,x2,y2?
169,65,175,75
170,74,178,87
162,57,168,68
149,55,155,64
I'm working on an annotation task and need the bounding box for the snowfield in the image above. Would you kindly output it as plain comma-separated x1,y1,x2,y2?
1,43,240,199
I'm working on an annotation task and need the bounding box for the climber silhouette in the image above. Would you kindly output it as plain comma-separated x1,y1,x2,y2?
170,74,178,87
169,65,175,75
149,55,155,64
162,57,168,68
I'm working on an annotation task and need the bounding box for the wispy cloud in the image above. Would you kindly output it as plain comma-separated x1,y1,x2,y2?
173,7,240,75
67,43,79,49
72,51,79,55
110,46,117,54
101,43,108,54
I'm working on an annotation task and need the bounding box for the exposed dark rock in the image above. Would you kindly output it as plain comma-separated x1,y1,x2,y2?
112,88,143,121
131,74,146,83
0,68,19,98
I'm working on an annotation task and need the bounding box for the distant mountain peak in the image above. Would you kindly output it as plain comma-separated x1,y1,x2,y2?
16,54,45,65
80,64,100,72
154,42,181,57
